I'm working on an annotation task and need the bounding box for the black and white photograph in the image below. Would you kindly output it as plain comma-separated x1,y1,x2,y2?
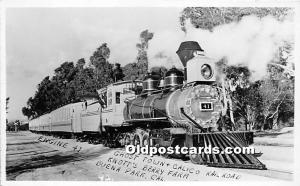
1,0,299,184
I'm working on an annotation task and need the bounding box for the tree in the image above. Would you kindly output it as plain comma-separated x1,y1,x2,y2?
23,44,118,119
257,40,294,130
232,82,263,131
136,30,154,76
216,59,251,130
22,107,33,120
123,63,140,81
72,67,98,99
259,65,294,130
76,58,85,70
215,58,265,131
90,43,114,89
22,60,85,118
179,7,293,32
123,30,154,80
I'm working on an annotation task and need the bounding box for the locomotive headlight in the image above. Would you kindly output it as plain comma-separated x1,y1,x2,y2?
201,64,213,79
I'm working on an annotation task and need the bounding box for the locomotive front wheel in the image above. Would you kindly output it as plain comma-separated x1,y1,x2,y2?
142,133,150,147
189,153,206,165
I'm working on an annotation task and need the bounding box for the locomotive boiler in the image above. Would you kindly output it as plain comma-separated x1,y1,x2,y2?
29,41,266,170
124,42,223,129
124,65,223,132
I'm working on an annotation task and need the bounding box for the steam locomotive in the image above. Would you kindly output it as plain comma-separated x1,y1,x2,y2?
29,41,266,170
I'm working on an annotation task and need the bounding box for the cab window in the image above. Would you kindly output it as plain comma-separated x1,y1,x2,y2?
107,91,112,106
116,92,121,104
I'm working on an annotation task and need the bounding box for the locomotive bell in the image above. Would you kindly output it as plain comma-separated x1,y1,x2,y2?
158,78,165,89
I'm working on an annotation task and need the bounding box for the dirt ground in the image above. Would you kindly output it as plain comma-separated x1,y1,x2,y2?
5,128,294,181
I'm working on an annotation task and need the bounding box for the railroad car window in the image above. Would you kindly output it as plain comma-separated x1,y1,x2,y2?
116,92,121,104
108,91,112,106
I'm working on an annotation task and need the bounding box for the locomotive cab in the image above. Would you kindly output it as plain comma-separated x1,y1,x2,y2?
97,81,142,128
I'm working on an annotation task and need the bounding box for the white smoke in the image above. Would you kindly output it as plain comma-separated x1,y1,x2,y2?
148,30,185,69
148,15,294,80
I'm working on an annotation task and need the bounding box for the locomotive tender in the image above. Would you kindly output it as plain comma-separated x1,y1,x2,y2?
29,41,266,170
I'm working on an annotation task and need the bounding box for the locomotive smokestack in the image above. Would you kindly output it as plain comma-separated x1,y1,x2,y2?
176,41,204,80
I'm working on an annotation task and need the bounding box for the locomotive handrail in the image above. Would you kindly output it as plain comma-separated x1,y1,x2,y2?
123,84,184,102
180,107,204,132
124,117,169,122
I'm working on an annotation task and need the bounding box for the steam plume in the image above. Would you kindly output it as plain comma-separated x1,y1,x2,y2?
148,15,294,80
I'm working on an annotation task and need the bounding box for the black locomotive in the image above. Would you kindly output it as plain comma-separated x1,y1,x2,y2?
30,41,266,170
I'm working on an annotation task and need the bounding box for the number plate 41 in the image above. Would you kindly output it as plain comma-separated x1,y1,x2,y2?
200,102,213,111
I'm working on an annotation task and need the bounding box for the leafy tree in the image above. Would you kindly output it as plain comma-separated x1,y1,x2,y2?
22,97,36,119
123,63,140,81
22,107,33,120
232,82,263,131
72,67,98,99
68,58,98,101
257,41,294,130
76,58,85,70
136,30,154,76
180,7,293,32
22,60,85,118
123,30,154,80
216,57,294,131
90,43,114,89
216,58,263,131
23,44,118,118
259,65,294,130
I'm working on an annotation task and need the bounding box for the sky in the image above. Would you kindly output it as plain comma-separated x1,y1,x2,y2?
6,7,184,121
